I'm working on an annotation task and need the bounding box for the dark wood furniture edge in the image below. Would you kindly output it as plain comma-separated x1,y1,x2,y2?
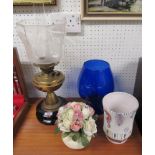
134,57,142,134
13,47,30,137
13,47,29,101
13,103,30,137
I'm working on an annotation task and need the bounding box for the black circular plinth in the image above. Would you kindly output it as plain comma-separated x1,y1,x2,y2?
36,97,67,125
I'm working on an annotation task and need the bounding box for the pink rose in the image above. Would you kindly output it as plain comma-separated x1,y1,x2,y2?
73,110,84,122
71,120,82,132
72,103,82,111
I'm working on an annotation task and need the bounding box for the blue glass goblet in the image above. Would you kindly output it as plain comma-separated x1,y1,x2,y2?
78,59,114,114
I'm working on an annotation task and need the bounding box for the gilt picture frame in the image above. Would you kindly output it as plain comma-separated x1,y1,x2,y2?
13,0,56,6
81,0,142,20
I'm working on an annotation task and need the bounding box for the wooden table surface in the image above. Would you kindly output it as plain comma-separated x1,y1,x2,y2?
14,98,142,155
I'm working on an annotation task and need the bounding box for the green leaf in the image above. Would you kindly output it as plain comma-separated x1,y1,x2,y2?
81,135,89,147
68,132,75,137
62,132,70,138
81,129,86,136
71,132,80,141
72,135,77,141
54,127,60,134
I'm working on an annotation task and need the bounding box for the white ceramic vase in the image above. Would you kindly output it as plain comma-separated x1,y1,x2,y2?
62,133,92,149
102,92,139,144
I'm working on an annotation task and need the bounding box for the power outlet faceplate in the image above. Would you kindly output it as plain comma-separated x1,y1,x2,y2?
65,14,81,33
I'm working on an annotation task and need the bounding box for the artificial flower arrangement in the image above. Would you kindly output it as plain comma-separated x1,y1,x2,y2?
55,102,97,149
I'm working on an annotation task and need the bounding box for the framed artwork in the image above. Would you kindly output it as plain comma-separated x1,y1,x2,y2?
13,0,56,6
81,0,142,20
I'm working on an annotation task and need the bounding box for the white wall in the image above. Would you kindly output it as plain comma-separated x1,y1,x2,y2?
13,0,142,98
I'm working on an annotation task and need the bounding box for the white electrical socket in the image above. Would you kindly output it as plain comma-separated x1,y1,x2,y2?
65,14,81,33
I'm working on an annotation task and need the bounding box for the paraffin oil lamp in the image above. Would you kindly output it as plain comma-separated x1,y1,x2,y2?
16,19,67,125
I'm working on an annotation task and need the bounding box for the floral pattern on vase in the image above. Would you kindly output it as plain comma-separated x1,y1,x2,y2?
115,114,124,126
105,110,112,128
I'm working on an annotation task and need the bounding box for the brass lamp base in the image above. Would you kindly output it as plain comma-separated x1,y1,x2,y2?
33,64,67,125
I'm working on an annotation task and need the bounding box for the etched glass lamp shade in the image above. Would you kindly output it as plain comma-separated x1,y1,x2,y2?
16,19,65,67
16,19,67,125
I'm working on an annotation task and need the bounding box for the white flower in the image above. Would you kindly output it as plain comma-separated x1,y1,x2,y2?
58,108,74,132
82,104,94,119
83,117,97,136
67,102,77,107
59,106,64,113
58,122,70,132
57,106,64,118
82,105,91,119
